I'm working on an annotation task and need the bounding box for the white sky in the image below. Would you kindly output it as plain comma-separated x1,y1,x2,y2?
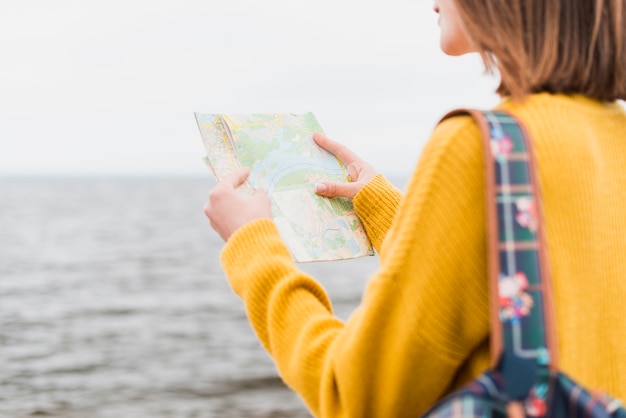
0,0,500,177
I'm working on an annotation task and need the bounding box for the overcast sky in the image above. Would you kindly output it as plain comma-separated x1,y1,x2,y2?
0,0,500,178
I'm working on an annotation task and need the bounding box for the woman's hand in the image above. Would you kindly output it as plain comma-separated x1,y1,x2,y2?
204,167,273,242
313,132,378,199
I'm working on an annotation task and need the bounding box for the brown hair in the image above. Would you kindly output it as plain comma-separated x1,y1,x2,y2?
454,0,626,101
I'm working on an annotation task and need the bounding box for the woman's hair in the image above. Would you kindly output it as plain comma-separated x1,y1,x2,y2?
454,0,626,101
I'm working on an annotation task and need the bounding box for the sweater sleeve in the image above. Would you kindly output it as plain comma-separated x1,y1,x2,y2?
220,114,492,417
352,174,403,253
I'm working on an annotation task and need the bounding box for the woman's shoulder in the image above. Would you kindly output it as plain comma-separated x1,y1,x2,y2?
425,109,484,161
406,109,485,191
434,109,482,136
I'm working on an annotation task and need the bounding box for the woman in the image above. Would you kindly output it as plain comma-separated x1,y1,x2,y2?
204,0,626,416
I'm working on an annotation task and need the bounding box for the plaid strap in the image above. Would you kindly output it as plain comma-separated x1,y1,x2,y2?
480,110,557,402
440,109,558,401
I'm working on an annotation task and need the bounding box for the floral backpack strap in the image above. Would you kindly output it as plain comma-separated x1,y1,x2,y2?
441,109,559,403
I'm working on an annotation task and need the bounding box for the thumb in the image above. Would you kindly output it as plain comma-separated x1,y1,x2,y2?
222,167,250,188
315,181,360,199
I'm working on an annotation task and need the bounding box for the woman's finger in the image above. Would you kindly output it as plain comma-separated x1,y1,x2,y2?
315,181,361,199
313,132,361,166
221,167,251,188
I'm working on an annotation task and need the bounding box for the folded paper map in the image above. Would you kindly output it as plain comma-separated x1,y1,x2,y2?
194,112,374,262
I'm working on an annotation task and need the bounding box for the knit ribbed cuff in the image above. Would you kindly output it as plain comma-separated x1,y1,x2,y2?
353,174,402,248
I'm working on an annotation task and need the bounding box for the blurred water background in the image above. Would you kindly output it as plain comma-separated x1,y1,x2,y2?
0,175,406,418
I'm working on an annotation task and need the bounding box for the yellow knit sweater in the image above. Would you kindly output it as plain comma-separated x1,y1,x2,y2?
220,93,626,417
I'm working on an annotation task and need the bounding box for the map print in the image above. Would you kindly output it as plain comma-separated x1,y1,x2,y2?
195,112,374,262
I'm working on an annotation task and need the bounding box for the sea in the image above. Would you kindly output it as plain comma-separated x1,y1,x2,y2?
0,175,406,418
